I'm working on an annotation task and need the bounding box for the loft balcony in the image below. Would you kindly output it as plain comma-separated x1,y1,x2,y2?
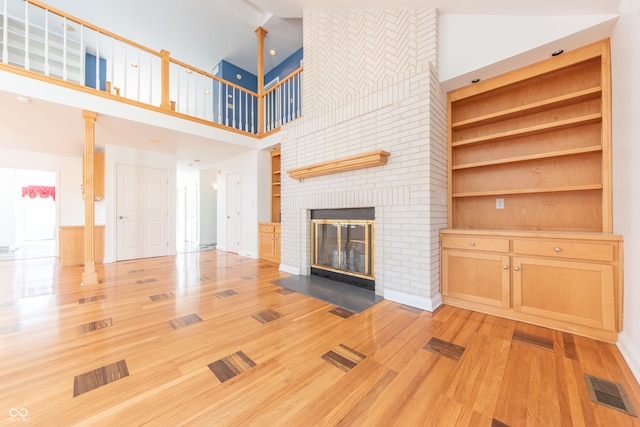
0,0,303,138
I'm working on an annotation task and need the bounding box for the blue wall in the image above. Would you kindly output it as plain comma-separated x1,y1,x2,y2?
264,47,303,85
85,53,106,91
212,60,258,132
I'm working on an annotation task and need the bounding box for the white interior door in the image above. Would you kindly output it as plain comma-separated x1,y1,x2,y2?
116,164,169,260
226,173,240,254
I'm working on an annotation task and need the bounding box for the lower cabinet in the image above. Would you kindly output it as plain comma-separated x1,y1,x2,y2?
440,230,623,343
258,222,280,264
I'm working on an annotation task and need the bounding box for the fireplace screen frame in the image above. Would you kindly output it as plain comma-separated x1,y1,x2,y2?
311,219,375,281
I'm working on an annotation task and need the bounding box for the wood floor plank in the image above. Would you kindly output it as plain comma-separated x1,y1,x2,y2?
0,251,638,425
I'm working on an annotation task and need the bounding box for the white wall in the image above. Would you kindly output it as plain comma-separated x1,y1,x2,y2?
199,168,217,245
439,14,618,91
216,149,268,258
0,148,87,226
103,145,177,262
611,13,640,383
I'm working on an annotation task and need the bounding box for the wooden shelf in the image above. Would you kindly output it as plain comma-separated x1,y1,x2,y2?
287,150,390,180
452,145,602,170
452,184,603,198
451,87,601,130
451,114,602,148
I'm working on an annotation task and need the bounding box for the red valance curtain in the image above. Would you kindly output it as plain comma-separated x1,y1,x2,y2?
22,185,56,201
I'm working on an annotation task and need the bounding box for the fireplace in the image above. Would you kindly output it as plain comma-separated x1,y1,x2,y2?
311,208,375,291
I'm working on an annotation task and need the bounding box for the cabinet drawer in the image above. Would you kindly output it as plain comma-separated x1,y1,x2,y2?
259,224,275,233
441,235,509,252
512,239,614,262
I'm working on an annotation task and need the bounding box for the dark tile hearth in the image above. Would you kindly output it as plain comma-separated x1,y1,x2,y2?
272,275,382,314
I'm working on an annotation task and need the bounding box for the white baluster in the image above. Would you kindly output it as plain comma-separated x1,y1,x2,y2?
232,88,236,129
94,30,99,88
297,73,301,118
43,11,49,75
251,93,255,133
244,91,248,131
80,24,84,84
287,78,292,123
24,1,29,70
217,81,222,124
2,0,8,64
136,49,141,101
225,84,229,126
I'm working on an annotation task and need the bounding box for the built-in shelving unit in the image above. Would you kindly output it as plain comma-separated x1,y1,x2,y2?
270,149,281,223
441,40,623,342
448,43,611,233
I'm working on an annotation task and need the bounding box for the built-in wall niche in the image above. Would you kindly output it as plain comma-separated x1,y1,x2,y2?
310,208,375,291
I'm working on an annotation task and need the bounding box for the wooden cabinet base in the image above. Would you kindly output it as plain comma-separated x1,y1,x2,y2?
441,229,623,343
59,226,105,267
258,222,280,264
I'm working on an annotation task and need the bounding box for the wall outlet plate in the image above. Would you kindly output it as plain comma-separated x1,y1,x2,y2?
496,198,505,209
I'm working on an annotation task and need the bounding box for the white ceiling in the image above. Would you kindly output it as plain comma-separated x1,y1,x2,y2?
0,0,624,170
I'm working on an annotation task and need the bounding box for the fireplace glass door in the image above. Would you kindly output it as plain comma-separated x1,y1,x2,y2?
312,220,374,280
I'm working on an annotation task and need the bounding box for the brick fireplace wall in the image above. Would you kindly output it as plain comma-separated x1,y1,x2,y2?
279,8,447,310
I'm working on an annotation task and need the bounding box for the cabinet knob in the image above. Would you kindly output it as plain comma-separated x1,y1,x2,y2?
514,266,520,271
503,265,509,269
469,241,475,246
554,247,561,252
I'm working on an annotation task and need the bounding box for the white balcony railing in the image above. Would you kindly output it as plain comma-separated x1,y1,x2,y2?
0,0,302,135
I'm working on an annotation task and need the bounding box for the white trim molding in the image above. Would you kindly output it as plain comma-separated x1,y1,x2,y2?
384,289,443,312
617,332,640,384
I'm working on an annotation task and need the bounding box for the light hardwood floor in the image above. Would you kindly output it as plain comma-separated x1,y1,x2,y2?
0,250,639,426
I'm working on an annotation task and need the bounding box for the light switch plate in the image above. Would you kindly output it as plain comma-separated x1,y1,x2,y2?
496,198,505,209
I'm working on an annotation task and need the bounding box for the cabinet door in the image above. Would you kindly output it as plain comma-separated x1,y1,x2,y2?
512,257,615,331
259,231,275,259
442,250,510,308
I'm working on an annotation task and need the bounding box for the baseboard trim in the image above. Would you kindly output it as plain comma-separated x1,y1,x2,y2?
617,332,640,384
279,264,301,275
383,289,443,312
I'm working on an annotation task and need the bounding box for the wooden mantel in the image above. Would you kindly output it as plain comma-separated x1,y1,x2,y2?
287,150,390,180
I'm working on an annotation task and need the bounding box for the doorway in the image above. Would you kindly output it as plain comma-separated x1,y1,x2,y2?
226,172,240,254
0,168,57,261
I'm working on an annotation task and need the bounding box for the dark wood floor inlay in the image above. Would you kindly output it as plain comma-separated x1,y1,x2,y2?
423,337,466,361
215,290,238,298
127,269,144,273
169,313,203,329
512,330,554,351
584,374,637,416
330,307,355,318
399,305,423,314
136,278,157,284
491,419,511,427
78,295,107,304
73,360,129,397
77,318,113,334
277,287,295,295
252,309,283,324
321,344,366,372
242,275,255,280
149,292,175,301
0,323,21,335
562,332,579,360
208,351,257,383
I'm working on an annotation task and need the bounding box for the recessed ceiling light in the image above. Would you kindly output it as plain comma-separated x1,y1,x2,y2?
149,138,160,143
204,90,211,95
16,96,31,103
130,63,138,68
552,49,564,57
269,49,277,56
236,73,242,80
62,23,75,32
194,159,201,163
186,69,193,74
471,78,480,84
